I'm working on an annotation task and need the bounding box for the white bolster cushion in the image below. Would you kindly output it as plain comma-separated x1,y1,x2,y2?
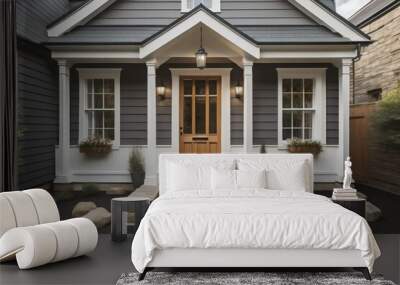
0,218,98,269
24,189,60,224
0,196,17,237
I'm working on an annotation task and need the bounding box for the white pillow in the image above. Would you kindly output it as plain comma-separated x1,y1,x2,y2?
211,168,237,191
236,169,267,189
238,159,308,192
166,162,211,191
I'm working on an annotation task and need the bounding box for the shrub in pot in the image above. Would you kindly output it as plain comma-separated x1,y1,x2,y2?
129,149,145,190
287,138,322,156
79,137,112,157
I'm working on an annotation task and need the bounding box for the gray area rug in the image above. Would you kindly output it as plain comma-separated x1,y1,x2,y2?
117,272,396,285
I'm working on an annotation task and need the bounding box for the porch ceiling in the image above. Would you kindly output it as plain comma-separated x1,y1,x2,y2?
145,24,252,62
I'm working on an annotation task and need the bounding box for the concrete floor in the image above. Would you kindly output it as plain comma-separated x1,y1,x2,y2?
1,234,399,285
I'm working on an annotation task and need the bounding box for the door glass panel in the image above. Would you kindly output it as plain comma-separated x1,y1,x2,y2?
209,96,217,134
195,80,206,95
209,80,217,95
183,97,192,133
184,80,192,95
195,96,206,134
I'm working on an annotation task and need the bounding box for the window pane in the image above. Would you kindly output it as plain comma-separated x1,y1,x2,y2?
209,80,217,95
293,92,303,108
195,80,205,95
195,96,206,134
88,128,94,138
87,79,93,93
304,129,312,139
104,94,114,108
184,80,192,95
283,111,292,128
293,79,303,93
104,79,114,93
304,79,313,93
87,92,93,109
209,96,217,134
104,129,114,140
293,128,303,139
293,111,302,127
94,79,103,93
304,111,313,128
283,129,292,140
88,111,93,130
183,97,192,133
305,93,313,108
94,111,103,129
104,110,114,128
94,94,103,108
282,79,291,92
94,129,103,139
283,93,291,108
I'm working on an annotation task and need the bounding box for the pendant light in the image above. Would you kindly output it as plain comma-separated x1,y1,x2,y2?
195,24,207,69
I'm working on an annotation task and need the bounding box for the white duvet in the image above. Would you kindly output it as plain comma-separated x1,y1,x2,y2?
131,190,380,273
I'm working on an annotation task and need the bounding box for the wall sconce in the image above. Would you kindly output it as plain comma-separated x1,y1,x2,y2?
234,83,243,98
157,86,166,99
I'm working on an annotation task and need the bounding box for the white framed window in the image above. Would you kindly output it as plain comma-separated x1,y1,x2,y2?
277,68,327,146
77,68,121,147
181,0,221,12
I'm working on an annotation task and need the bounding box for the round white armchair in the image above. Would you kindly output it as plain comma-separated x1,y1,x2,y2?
0,189,98,269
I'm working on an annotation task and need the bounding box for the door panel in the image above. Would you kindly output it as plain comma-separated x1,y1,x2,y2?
180,77,221,153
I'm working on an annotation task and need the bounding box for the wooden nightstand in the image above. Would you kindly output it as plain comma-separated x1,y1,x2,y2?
332,197,366,218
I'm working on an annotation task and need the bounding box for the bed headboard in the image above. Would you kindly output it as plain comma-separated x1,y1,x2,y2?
158,154,314,195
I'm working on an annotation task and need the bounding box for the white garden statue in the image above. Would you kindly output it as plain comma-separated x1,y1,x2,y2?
343,157,353,190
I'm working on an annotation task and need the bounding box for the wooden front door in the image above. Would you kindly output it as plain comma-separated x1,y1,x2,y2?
179,77,221,153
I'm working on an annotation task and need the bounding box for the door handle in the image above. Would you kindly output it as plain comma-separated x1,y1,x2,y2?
180,127,183,136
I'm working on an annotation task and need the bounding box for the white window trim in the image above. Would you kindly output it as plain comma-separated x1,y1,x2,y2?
181,0,221,13
77,68,122,148
277,68,327,147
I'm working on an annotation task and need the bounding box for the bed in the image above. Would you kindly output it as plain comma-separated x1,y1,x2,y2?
131,154,380,280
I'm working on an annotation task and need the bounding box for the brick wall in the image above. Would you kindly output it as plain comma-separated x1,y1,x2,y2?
352,6,400,104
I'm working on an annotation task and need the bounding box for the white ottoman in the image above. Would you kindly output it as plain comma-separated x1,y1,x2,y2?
0,189,98,269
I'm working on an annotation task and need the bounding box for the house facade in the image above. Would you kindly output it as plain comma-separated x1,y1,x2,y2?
44,0,370,186
350,0,400,103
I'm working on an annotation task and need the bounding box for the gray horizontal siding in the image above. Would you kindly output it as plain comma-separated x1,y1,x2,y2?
253,63,339,146
230,67,243,145
326,66,339,145
17,0,69,43
17,42,59,189
70,64,147,145
88,0,316,26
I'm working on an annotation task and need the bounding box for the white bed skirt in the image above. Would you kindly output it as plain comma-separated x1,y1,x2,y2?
148,248,366,268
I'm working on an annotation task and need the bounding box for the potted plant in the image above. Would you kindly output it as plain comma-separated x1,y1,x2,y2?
129,149,145,190
79,137,112,157
287,138,322,156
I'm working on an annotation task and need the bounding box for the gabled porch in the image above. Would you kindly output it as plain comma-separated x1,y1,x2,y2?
50,6,355,186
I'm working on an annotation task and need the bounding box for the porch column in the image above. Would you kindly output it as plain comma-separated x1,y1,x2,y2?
243,59,253,153
338,59,352,179
146,60,157,185
57,60,71,183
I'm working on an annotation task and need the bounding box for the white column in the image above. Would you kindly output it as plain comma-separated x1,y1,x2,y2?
56,60,71,183
338,59,352,180
146,60,157,185
243,59,253,153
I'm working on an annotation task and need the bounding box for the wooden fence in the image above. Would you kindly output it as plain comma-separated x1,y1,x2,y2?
350,103,400,194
